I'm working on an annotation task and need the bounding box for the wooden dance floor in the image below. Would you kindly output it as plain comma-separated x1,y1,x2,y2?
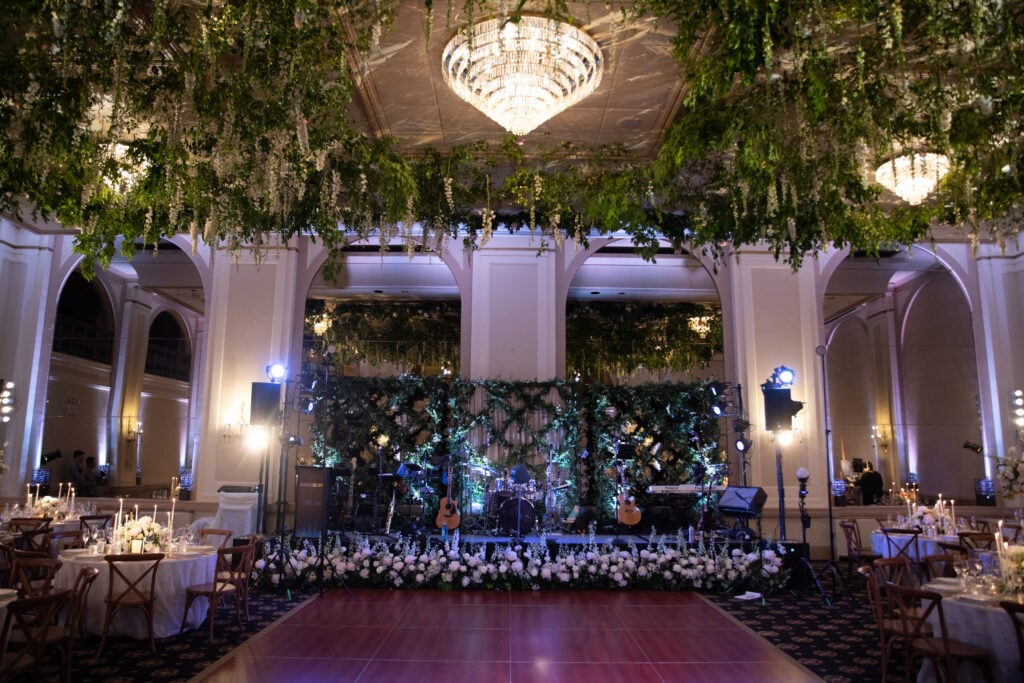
194,588,820,682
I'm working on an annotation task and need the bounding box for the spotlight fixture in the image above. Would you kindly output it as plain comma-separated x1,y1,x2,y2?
762,366,803,432
266,363,287,383
768,366,796,387
734,436,752,453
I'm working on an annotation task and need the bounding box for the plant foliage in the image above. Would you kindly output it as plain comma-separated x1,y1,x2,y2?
2,0,1022,274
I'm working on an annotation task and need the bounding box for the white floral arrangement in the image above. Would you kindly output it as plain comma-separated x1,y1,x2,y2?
1002,544,1024,592
31,495,61,517
911,505,937,527
117,515,164,548
254,532,785,593
998,448,1024,500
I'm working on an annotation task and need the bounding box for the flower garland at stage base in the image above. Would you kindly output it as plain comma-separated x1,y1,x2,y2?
253,533,786,594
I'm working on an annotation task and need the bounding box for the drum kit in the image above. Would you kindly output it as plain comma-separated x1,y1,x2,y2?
475,462,571,536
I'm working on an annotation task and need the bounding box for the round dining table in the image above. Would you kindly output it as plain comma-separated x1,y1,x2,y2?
54,547,217,639
920,579,1020,682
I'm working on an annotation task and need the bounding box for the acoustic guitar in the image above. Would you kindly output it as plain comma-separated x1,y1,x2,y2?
616,464,642,526
435,459,461,529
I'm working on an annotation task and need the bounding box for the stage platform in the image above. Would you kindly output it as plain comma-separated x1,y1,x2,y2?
330,529,757,551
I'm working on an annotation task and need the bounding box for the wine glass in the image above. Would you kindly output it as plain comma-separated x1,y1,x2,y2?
80,527,91,550
183,527,194,547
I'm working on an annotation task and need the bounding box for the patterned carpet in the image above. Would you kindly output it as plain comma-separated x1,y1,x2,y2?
22,566,906,682
31,590,312,683
710,565,911,683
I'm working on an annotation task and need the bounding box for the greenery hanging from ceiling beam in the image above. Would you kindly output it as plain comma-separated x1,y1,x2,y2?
0,0,1021,276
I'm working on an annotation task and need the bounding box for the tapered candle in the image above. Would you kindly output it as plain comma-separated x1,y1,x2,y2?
57,482,63,501
134,504,138,520
25,483,30,506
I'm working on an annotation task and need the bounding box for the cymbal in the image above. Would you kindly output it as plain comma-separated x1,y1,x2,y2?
464,463,498,477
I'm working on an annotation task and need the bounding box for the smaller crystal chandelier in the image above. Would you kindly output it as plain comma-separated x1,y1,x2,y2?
442,16,603,136
687,315,712,338
874,152,951,205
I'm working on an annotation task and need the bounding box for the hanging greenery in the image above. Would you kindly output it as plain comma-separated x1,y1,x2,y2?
305,299,461,374
304,298,722,377
566,301,723,378
2,1,1021,275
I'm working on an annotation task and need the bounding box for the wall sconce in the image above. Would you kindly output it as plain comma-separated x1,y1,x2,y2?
126,421,142,444
221,420,247,439
871,424,890,452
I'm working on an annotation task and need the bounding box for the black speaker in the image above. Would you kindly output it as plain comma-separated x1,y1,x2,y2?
718,486,767,517
250,382,281,425
294,466,336,538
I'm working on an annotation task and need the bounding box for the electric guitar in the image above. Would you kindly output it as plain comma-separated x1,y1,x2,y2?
616,464,642,526
435,459,461,529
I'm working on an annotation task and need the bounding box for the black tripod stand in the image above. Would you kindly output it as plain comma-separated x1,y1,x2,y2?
794,474,847,605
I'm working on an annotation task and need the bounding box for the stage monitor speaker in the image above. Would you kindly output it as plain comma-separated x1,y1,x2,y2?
294,466,337,539
250,382,281,426
718,486,767,517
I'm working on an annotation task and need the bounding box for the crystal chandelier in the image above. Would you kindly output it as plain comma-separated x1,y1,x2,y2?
442,16,603,136
874,152,951,205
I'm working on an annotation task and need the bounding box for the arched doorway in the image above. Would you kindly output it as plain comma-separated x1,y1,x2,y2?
823,247,983,505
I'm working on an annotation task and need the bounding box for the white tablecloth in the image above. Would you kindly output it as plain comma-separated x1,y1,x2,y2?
920,593,1019,682
870,531,960,560
54,550,216,638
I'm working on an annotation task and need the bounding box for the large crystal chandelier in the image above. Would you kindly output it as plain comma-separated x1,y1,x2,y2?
874,153,951,205
442,16,603,136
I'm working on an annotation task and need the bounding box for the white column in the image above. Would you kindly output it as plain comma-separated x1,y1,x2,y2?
464,234,560,381
193,241,303,502
0,218,61,497
726,249,828,523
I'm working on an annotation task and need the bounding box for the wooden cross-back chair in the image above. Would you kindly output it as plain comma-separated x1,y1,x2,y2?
9,551,61,598
181,544,253,641
7,518,52,535
97,553,164,657
839,520,882,578
887,582,993,683
0,589,72,681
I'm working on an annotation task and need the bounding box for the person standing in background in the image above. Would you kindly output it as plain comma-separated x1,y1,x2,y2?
857,461,884,505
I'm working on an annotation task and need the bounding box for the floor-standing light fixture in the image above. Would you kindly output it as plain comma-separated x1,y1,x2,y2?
761,365,803,541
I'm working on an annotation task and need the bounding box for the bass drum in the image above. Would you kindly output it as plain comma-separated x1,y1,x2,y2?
485,490,515,519
497,496,535,534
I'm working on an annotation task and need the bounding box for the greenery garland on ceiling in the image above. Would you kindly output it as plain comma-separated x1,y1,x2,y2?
2,1,1022,276
304,298,723,376
311,375,724,528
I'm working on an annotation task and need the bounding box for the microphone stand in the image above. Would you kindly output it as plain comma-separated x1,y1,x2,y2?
815,345,849,602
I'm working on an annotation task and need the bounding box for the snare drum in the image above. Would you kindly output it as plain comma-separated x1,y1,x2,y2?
497,496,535,534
